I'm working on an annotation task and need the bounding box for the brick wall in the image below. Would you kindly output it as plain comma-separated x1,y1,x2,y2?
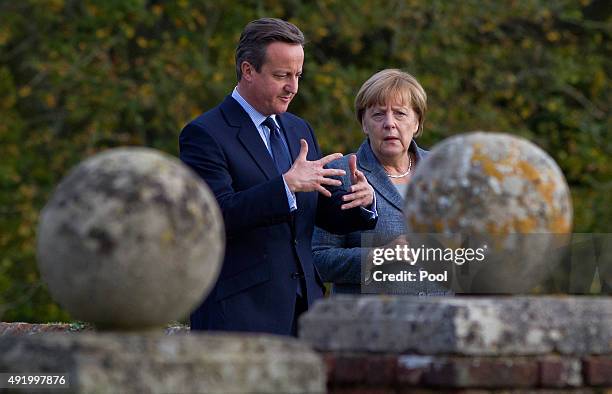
301,296,612,393
322,353,611,392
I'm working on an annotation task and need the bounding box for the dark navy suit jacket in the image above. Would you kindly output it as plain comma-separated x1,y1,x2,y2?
179,96,377,335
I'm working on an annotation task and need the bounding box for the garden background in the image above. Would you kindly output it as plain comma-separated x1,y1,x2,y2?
1,0,610,322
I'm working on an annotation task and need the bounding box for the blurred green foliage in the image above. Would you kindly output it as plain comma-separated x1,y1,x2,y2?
0,0,610,322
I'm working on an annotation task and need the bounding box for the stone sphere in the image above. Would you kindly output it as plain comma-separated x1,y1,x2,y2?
37,148,224,329
404,132,572,293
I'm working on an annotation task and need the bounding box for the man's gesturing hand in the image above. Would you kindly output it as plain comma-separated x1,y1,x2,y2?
341,154,374,210
284,139,346,197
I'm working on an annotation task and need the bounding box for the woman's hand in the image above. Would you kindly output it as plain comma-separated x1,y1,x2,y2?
341,154,375,210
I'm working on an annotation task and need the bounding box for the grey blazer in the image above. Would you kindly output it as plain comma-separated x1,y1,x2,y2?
312,139,452,295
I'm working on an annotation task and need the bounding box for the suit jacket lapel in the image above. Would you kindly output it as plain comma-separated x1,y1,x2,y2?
357,140,404,212
220,96,278,180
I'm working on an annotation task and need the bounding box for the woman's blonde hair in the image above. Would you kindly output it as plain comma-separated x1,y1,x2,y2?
355,69,427,138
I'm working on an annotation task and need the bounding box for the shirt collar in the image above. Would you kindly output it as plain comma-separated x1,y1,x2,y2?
232,87,277,128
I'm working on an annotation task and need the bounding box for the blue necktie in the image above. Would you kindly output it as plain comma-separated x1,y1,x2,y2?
263,117,304,298
263,117,292,174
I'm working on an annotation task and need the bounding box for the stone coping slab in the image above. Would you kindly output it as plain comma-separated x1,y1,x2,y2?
0,322,189,336
0,332,325,393
299,296,612,356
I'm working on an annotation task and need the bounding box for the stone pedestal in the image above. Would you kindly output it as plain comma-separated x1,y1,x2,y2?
15,147,326,394
0,332,325,393
300,296,612,392
36,148,224,330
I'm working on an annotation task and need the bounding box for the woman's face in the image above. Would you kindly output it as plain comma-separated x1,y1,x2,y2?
362,100,419,161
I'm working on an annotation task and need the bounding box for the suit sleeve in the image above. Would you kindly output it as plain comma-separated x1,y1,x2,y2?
179,122,292,237
312,226,363,284
308,129,378,234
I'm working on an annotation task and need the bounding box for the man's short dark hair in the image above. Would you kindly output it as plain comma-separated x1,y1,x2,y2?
235,18,305,81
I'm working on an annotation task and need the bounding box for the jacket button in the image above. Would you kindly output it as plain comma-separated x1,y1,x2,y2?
291,272,303,279
293,239,298,245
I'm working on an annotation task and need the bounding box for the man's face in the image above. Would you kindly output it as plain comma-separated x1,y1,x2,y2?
240,42,304,116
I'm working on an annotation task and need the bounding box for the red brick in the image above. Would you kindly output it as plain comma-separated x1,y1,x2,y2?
583,356,612,386
333,355,369,384
330,354,397,386
328,387,395,394
323,353,336,384
398,389,490,394
423,357,538,388
396,355,433,385
539,356,582,387
364,355,397,385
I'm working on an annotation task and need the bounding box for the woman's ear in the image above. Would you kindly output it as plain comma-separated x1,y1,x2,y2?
411,114,420,135
362,122,369,136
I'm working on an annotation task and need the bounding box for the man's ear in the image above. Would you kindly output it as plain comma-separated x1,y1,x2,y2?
241,61,254,81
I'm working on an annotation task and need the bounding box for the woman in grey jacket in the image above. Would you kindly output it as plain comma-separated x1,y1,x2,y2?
312,69,451,296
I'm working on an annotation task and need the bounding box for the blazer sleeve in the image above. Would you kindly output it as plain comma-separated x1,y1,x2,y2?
312,226,363,284
313,141,378,235
179,122,292,237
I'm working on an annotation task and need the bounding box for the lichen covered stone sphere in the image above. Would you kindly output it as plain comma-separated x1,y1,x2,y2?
404,132,572,293
37,148,224,329
405,132,572,234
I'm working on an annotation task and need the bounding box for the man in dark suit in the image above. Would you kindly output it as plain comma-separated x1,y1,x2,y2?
179,18,377,336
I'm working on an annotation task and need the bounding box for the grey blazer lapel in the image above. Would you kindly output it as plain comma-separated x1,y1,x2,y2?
357,140,404,212
412,139,429,162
